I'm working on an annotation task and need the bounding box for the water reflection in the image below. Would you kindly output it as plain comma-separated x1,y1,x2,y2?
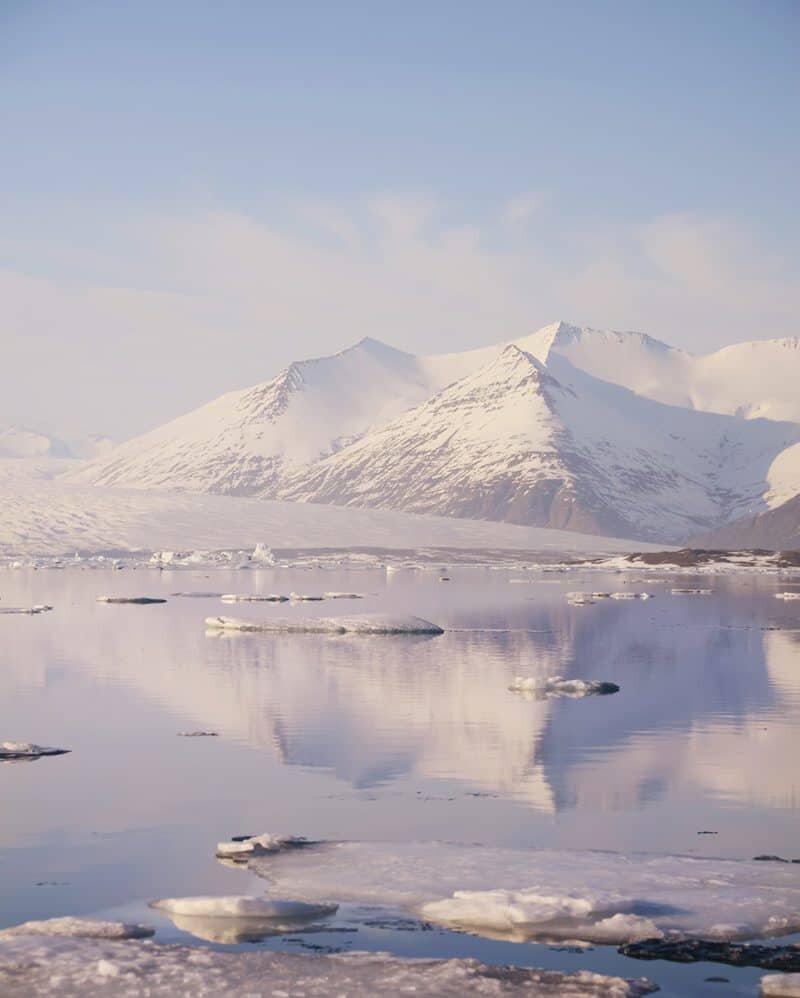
1,569,799,876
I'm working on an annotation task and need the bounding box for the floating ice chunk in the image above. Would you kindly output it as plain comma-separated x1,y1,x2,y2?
609,592,652,600
0,742,69,760
248,838,800,944
251,543,275,565
150,896,336,921
96,596,167,605
670,588,712,595
205,613,443,635
220,593,288,603
566,592,596,605
206,615,344,634
775,592,800,601
421,891,660,943
509,676,620,698
289,592,325,601
0,938,658,996
323,592,364,599
0,605,53,615
762,974,800,996
177,731,218,738
215,833,309,859
0,918,153,939
170,592,223,598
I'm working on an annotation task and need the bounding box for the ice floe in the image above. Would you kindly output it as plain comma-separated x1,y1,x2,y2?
0,742,70,760
215,833,309,860
509,676,620,698
670,588,712,595
0,937,658,996
176,731,218,738
248,837,800,944
0,918,153,939
0,604,53,615
775,592,800,601
220,593,288,602
96,596,167,605
323,592,364,599
290,592,325,601
149,895,336,920
205,613,444,635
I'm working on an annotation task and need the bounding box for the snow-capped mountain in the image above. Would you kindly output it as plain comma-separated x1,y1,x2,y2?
279,345,800,542
68,322,800,543
69,338,480,494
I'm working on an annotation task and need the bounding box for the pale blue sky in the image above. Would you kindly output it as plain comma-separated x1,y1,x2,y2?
1,0,798,436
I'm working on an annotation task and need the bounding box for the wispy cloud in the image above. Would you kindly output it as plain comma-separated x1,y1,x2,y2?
2,196,797,435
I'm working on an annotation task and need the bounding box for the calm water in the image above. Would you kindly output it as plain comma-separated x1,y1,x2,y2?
2,565,800,995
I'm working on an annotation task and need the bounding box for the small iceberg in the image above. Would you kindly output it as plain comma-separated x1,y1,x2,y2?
609,592,652,600
0,917,153,939
670,588,712,595
96,596,167,605
509,677,620,698
0,742,70,760
0,605,53,615
149,896,337,920
205,613,444,635
177,731,218,738
289,592,325,601
171,591,224,598
323,592,364,599
216,833,309,861
149,896,338,945
775,592,800,601
221,593,289,603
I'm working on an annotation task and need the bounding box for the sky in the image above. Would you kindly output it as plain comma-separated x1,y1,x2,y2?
1,0,798,439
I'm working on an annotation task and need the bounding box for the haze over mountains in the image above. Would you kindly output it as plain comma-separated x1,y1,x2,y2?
69,322,800,545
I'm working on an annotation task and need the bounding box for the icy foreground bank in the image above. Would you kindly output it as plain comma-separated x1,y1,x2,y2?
0,936,657,997
205,613,444,635
249,839,800,944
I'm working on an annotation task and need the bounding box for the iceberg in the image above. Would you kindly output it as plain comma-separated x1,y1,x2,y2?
509,676,620,698
96,596,167,605
0,742,70,760
205,613,444,635
215,833,309,860
149,896,336,921
220,593,289,602
0,918,153,940
0,605,53,615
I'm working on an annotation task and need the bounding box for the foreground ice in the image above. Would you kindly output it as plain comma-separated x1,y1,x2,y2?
205,613,444,635
248,838,800,944
763,975,800,996
0,918,153,940
0,937,657,997
0,742,69,760
220,593,288,602
509,677,620,698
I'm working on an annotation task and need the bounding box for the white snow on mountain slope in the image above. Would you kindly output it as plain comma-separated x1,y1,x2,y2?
518,322,800,422
69,338,461,494
0,479,652,558
280,345,800,542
